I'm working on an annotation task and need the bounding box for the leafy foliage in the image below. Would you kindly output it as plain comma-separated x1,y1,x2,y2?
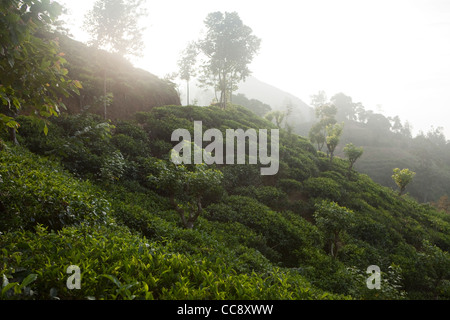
83,0,146,58
0,0,81,142
313,200,354,258
0,147,111,232
195,11,261,108
343,143,364,177
148,160,224,229
392,168,416,196
1,91,449,300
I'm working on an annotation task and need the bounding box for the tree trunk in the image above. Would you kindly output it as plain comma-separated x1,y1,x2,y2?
170,195,188,228
9,127,19,145
186,79,190,106
170,195,203,229
185,220,195,229
347,163,354,178
103,68,107,119
221,71,227,109
186,200,202,230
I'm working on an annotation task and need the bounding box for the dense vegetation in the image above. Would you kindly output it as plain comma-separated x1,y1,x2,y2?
1,0,449,302
294,92,450,204
1,105,449,300
58,35,181,120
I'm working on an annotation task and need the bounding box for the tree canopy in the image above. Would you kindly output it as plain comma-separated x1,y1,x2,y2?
83,0,146,58
343,143,364,176
148,160,223,229
196,11,261,109
178,41,198,106
0,0,81,144
392,168,416,195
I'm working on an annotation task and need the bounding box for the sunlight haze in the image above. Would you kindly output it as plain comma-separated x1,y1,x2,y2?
59,0,450,138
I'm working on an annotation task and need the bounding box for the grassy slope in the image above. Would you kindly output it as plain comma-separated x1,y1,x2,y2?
297,119,450,203
57,35,181,120
1,105,449,300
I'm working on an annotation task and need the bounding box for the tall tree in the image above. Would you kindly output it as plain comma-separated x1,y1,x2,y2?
0,0,81,144
309,124,326,151
331,92,357,121
309,103,338,153
400,121,413,138
265,110,285,128
283,99,294,130
326,122,344,162
354,102,367,123
84,0,146,57
310,90,328,108
392,168,416,196
197,11,261,109
426,126,447,146
178,41,198,106
343,143,364,177
83,0,147,118
389,115,403,133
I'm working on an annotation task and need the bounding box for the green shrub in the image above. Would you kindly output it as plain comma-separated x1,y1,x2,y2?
303,177,342,201
111,134,149,159
17,114,119,178
0,224,344,300
0,148,111,232
277,178,303,193
313,200,355,259
148,139,173,159
221,165,262,192
233,186,288,210
205,196,321,266
111,201,175,240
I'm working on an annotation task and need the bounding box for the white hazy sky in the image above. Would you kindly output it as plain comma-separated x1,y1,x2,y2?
59,0,450,138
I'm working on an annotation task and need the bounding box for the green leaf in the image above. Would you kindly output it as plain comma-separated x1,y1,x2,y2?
5,119,19,129
0,92,10,106
101,274,122,288
1,282,18,296
7,56,15,68
12,97,21,110
73,80,83,89
20,274,38,288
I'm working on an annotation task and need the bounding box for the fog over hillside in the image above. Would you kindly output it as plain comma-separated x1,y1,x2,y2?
59,0,450,139
179,76,315,124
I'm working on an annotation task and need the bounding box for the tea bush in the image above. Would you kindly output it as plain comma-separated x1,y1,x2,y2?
16,114,118,178
233,185,289,211
3,104,450,300
277,178,303,194
0,224,345,300
0,148,111,232
303,177,342,201
205,196,323,266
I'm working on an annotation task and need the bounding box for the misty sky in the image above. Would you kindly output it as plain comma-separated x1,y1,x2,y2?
59,0,450,138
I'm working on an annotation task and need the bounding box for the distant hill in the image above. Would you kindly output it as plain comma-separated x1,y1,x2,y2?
236,76,314,122
184,76,314,124
58,35,181,120
322,118,450,203
338,121,450,203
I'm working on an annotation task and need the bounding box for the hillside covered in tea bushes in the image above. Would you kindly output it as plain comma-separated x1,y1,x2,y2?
1,105,449,300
